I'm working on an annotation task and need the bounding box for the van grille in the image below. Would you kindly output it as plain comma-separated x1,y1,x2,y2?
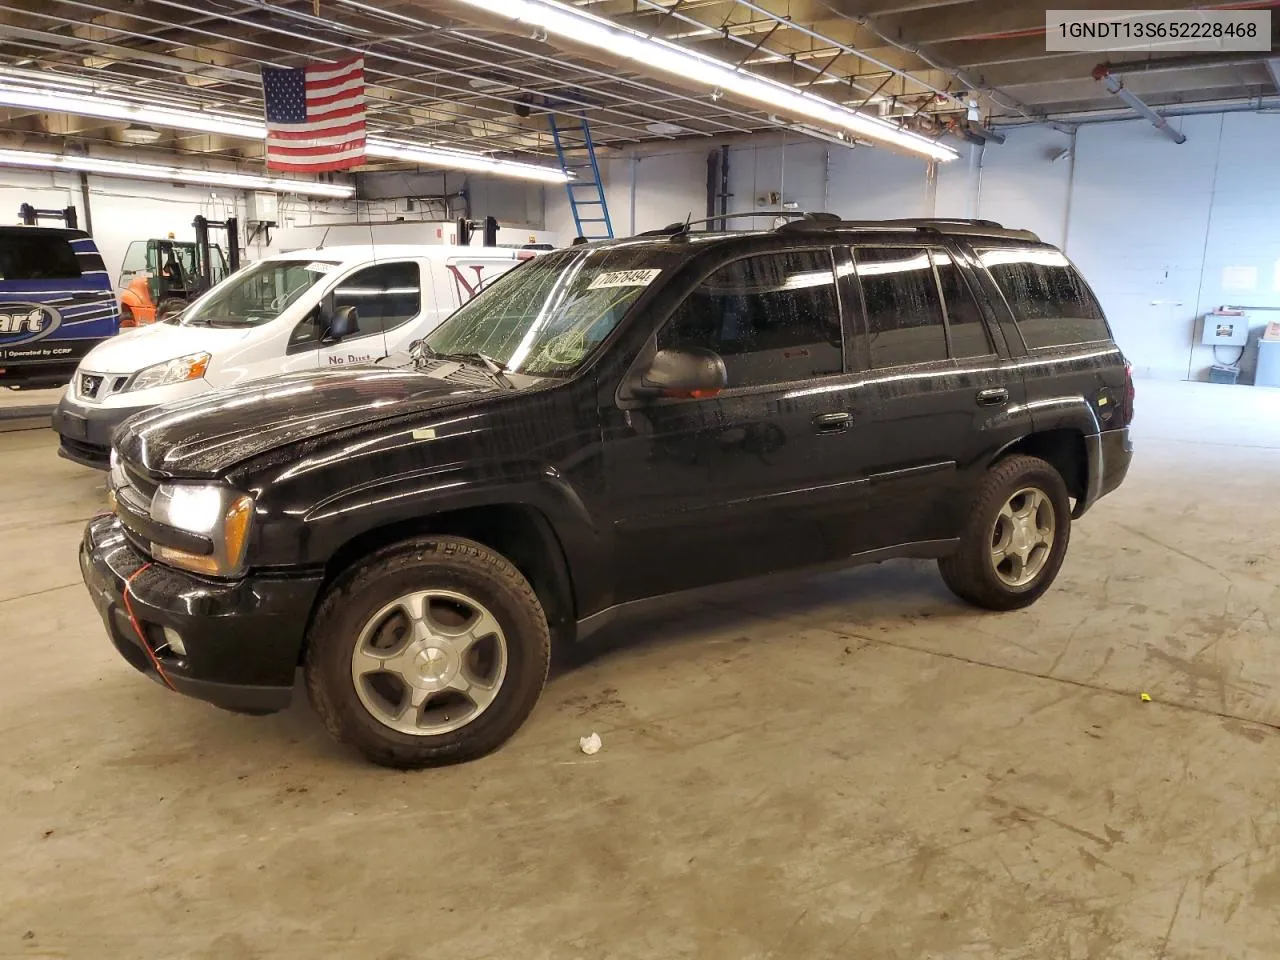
76,371,130,403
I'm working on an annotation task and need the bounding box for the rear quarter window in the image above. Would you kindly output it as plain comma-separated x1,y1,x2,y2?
0,231,82,281
978,247,1109,349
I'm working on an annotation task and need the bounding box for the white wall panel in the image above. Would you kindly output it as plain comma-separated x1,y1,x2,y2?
828,145,930,220
974,125,1074,249
1065,115,1221,380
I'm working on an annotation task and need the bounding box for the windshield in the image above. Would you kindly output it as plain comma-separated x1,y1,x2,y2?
424,245,676,376
176,258,337,327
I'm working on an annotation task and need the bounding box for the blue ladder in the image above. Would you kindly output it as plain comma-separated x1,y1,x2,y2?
549,114,614,241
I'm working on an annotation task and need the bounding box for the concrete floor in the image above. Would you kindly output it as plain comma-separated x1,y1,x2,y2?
2,380,1279,959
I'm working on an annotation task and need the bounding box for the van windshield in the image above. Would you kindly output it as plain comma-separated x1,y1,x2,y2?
424,245,678,377
174,258,337,327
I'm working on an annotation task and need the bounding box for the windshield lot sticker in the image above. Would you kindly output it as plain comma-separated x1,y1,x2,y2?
587,269,661,290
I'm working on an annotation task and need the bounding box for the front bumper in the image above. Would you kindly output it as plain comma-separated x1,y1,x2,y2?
52,396,148,469
80,515,324,714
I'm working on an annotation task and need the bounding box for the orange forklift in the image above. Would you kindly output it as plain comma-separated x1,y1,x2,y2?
117,215,240,327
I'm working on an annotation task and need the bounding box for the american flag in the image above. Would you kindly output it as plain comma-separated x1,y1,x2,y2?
261,57,366,172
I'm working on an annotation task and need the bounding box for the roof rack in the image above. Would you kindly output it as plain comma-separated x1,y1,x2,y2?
636,211,838,238
776,217,1041,243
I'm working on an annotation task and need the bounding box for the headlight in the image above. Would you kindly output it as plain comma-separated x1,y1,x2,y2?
126,352,210,392
149,483,255,577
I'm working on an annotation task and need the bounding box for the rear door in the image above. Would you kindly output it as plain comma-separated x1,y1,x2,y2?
605,246,879,601
847,241,1028,549
972,245,1126,433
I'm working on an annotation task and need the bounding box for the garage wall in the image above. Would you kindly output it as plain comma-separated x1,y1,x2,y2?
0,167,357,283
545,110,1280,382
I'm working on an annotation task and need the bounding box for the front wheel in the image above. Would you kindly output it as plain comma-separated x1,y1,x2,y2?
305,536,550,768
938,454,1071,611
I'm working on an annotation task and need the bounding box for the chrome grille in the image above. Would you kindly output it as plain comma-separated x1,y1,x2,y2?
76,371,131,404
123,464,159,506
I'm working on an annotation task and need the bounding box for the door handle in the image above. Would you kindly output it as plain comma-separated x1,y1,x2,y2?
812,411,852,433
976,388,1009,407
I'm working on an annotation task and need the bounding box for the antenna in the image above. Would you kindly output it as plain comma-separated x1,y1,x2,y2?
317,224,332,249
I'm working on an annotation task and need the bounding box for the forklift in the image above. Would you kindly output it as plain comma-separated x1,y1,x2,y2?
117,215,240,327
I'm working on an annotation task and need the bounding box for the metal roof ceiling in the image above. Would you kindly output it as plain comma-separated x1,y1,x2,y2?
0,0,1276,172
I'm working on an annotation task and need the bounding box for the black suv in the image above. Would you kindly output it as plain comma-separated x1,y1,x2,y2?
80,216,1133,768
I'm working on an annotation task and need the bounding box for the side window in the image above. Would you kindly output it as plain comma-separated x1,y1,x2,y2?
120,241,148,276
0,233,81,281
332,261,422,336
289,308,323,349
854,246,947,368
979,248,1109,349
932,251,994,358
657,250,842,389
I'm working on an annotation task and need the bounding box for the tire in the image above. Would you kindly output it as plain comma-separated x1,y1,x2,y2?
938,454,1071,611
156,298,187,321
304,536,550,768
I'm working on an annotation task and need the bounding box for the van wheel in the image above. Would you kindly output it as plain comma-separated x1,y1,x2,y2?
304,536,550,768
938,455,1071,611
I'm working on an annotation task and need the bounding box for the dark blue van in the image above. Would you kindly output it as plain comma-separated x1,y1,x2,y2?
0,226,119,389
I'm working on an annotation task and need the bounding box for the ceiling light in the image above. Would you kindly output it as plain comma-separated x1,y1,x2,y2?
0,80,569,183
451,0,959,161
645,121,683,136
468,77,519,93
365,137,567,182
120,124,163,145
0,149,356,199
0,81,264,138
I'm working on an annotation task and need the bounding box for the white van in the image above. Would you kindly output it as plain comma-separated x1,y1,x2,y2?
53,243,530,468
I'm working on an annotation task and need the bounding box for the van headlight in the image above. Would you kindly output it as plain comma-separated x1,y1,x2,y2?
149,483,255,577
126,352,211,392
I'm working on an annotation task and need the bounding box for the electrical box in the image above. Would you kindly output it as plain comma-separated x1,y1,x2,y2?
1201,313,1249,347
246,191,278,224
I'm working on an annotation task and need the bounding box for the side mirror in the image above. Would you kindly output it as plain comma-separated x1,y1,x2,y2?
322,305,359,343
628,347,727,401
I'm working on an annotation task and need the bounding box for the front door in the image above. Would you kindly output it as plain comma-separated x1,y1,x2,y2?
309,260,425,369
604,248,878,603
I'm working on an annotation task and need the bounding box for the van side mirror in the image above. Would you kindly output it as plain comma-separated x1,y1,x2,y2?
322,305,359,343
627,347,727,401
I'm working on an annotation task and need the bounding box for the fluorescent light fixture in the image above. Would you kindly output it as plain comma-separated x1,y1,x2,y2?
0,148,356,199
452,0,959,162
366,137,567,183
0,81,264,139
0,79,569,183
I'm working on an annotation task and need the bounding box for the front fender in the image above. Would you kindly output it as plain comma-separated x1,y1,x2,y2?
250,459,608,610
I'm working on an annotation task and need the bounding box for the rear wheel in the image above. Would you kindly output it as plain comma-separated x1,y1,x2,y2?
305,536,550,768
938,454,1071,611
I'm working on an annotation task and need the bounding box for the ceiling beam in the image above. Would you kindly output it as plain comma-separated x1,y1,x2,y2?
828,0,1228,48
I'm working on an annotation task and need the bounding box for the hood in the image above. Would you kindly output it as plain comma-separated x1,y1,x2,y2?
116,366,502,478
81,321,254,374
